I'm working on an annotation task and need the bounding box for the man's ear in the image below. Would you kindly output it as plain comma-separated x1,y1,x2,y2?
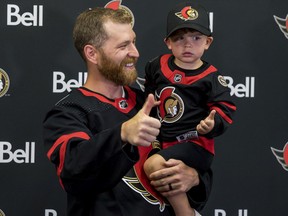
83,44,98,64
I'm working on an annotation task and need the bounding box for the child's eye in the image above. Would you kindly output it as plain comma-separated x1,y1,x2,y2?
173,35,184,41
192,36,201,41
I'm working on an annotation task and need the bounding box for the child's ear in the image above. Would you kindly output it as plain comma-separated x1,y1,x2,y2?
205,36,214,49
164,38,172,50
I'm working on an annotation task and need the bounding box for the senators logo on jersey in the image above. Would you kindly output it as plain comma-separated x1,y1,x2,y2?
123,143,167,212
156,87,184,123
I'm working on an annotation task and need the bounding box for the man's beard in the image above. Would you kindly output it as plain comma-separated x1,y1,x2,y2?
98,49,138,86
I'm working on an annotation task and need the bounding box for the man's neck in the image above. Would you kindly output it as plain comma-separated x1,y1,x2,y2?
84,80,124,99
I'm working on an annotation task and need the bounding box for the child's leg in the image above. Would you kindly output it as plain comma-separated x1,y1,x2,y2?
144,154,195,216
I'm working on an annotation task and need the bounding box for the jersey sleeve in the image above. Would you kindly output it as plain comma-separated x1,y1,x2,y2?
43,105,139,196
205,72,237,138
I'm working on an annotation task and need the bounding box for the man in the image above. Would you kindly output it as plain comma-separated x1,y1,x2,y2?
43,7,212,216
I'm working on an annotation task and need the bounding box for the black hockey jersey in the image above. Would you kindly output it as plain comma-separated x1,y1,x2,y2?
43,86,212,216
145,54,237,154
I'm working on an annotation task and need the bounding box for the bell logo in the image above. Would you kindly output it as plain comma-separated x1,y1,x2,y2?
7,4,43,26
45,209,57,216
215,209,248,216
53,71,87,93
224,76,255,98
0,141,35,163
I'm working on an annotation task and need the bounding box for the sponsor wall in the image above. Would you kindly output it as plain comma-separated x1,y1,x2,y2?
0,0,287,215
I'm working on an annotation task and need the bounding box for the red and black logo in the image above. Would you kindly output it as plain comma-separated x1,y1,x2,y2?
274,14,288,39
105,0,135,27
271,142,288,171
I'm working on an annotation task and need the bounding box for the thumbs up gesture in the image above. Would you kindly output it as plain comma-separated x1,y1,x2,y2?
121,94,161,147
196,110,216,135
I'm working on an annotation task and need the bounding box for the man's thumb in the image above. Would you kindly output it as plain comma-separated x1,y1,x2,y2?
142,94,157,115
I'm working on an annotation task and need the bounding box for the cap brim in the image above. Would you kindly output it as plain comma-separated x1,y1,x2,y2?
166,23,211,38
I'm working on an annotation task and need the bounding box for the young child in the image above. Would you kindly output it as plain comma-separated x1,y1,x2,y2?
144,2,236,216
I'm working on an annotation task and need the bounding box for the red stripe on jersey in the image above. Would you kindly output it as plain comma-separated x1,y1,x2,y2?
47,132,90,181
160,54,217,85
133,145,165,204
208,101,236,124
162,136,215,154
218,101,237,111
211,106,233,124
78,87,136,113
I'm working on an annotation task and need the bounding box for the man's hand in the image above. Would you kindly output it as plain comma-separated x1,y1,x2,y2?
149,159,199,197
121,94,161,147
196,110,216,135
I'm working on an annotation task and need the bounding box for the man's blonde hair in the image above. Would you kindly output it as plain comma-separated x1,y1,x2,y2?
73,7,132,60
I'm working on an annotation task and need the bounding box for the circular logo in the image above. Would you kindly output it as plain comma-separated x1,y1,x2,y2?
119,99,128,109
105,1,135,27
218,75,228,87
0,209,6,216
119,5,135,27
157,87,184,123
174,74,182,83
0,68,10,97
186,7,198,20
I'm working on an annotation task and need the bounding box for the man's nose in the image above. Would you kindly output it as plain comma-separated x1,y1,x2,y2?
128,44,139,58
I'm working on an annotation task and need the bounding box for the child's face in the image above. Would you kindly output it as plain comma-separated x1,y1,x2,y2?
165,28,213,69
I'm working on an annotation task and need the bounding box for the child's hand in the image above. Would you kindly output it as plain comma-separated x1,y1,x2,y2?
196,110,216,135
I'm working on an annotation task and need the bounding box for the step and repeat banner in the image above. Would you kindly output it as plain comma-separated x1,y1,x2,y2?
0,0,287,215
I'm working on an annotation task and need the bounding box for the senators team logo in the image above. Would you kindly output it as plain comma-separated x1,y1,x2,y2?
105,0,135,27
271,142,288,171
0,209,5,216
0,68,10,97
175,6,198,21
273,14,288,39
156,87,184,123
123,143,167,212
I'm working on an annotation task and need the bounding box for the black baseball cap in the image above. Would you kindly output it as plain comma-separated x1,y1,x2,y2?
166,2,211,38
